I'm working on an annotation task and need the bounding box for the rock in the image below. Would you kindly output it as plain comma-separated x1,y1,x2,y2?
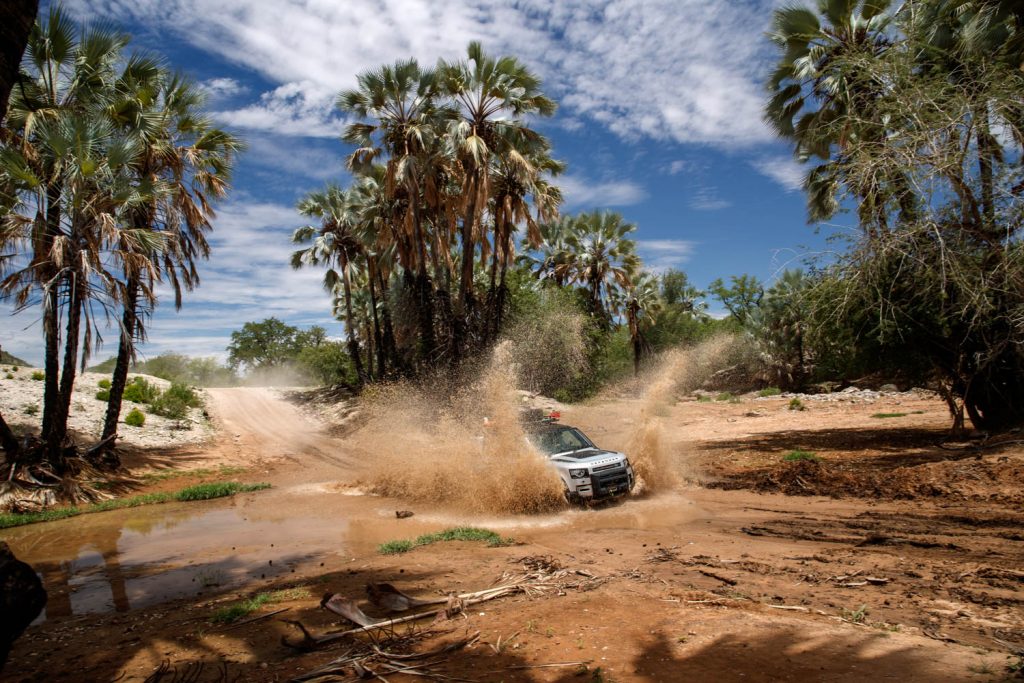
880,384,899,392
395,510,414,519
0,541,47,672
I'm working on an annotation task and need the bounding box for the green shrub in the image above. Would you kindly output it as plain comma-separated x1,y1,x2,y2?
716,392,734,401
696,395,713,403
783,450,820,463
124,408,146,427
123,377,159,404
788,397,806,411
149,383,201,419
4,373,12,380
30,371,44,381
95,389,110,401
97,378,111,389
758,387,782,397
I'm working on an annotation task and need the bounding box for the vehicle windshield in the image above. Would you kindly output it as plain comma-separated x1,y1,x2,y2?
530,428,596,455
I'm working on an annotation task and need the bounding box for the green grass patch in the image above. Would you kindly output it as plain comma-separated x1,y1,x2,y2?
378,526,514,555
0,482,270,529
696,395,712,403
715,392,734,401
124,408,146,427
175,482,269,501
95,389,110,401
31,371,44,381
97,378,111,389
379,539,416,555
788,397,806,411
783,450,821,463
758,387,782,397
210,587,312,624
871,412,908,419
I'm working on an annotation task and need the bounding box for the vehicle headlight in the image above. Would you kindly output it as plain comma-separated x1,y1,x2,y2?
569,468,588,479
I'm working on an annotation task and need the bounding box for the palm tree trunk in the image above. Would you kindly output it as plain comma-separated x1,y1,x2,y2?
458,171,479,311
0,409,20,459
102,279,138,442
366,258,385,379
52,271,83,458
40,185,62,444
341,265,366,385
495,257,510,336
0,0,37,121
376,270,400,373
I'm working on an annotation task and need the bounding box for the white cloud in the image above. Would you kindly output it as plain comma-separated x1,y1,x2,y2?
212,81,345,138
751,156,805,192
665,160,689,175
559,174,647,209
200,76,245,98
244,134,347,182
689,186,731,211
65,0,778,146
636,239,696,273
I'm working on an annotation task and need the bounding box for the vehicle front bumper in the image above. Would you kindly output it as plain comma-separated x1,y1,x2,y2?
570,465,635,500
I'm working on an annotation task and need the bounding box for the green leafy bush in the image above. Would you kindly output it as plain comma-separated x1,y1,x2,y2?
716,392,735,401
758,387,782,397
31,371,44,381
123,377,159,404
95,389,110,401
97,378,111,389
149,383,202,419
124,408,146,427
4,373,12,380
788,397,806,411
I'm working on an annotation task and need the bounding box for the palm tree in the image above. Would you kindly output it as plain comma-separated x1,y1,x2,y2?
519,215,576,286
765,0,897,232
484,125,563,339
623,272,661,376
564,210,639,322
1,10,130,460
101,71,240,445
436,41,556,319
292,185,368,384
338,58,442,364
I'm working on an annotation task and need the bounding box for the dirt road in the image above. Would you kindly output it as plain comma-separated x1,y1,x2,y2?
203,387,356,481
4,387,1023,682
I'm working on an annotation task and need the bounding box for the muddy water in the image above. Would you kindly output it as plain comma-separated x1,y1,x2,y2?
1,487,705,620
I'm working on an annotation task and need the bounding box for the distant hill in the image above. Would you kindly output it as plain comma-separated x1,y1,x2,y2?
0,350,30,367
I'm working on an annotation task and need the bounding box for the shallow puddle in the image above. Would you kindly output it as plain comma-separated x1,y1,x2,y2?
1,487,703,620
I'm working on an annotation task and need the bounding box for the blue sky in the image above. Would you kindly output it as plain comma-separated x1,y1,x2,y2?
2,0,852,365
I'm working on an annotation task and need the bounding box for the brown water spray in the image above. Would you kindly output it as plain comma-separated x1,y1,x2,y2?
356,342,567,514
626,335,737,493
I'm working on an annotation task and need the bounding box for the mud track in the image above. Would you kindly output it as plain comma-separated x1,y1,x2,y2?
4,388,1023,682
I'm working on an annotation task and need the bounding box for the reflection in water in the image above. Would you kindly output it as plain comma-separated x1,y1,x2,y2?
1,488,703,620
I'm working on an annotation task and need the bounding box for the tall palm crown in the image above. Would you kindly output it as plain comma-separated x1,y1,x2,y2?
338,59,440,278
766,0,895,226
564,210,639,318
436,41,556,306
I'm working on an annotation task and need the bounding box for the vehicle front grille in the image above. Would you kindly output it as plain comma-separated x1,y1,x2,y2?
589,466,631,498
592,462,620,473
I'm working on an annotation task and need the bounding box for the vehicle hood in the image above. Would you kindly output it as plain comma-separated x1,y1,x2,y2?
550,448,624,466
